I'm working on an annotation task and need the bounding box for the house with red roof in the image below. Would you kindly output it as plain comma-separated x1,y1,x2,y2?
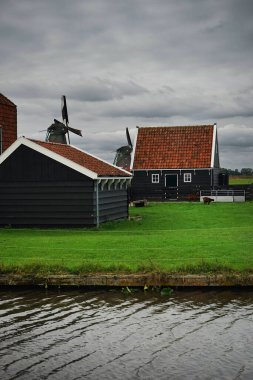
130,124,225,201
0,94,17,154
0,137,131,227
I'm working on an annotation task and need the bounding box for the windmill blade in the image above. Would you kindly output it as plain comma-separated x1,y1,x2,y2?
61,95,69,125
67,125,82,137
126,127,132,148
54,119,65,127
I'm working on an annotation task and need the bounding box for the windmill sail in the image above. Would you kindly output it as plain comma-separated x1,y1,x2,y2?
45,96,82,144
113,128,132,170
61,95,69,125
67,125,82,136
126,127,132,148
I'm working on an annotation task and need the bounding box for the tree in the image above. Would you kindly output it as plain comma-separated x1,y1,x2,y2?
241,168,253,176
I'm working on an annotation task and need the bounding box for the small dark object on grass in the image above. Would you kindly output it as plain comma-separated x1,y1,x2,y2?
133,200,147,207
203,197,214,204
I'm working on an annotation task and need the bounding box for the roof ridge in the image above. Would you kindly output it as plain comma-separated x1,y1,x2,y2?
29,138,68,147
140,124,215,129
0,93,16,107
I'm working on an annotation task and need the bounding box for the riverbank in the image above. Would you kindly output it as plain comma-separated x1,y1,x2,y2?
1,203,252,287
1,202,253,274
1,272,253,288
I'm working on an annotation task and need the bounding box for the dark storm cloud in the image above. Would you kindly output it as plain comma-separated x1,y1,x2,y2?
1,0,253,169
219,124,253,147
4,79,147,102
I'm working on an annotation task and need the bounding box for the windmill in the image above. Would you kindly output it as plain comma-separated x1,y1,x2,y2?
113,128,133,170
45,96,82,144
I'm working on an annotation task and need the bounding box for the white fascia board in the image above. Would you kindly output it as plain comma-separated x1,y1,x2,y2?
210,123,217,168
130,127,138,170
0,137,98,179
132,168,212,171
0,138,23,165
98,176,132,180
70,143,132,176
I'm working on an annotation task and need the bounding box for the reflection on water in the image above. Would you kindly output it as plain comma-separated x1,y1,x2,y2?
0,288,253,380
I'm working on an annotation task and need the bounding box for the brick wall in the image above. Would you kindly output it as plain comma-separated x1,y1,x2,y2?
0,95,17,153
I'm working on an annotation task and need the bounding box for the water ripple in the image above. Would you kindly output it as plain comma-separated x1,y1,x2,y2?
0,289,253,380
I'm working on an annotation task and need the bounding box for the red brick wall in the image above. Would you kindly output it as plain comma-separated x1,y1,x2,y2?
0,102,17,153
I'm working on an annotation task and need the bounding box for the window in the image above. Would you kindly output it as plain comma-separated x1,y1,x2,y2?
152,174,159,183
184,173,192,182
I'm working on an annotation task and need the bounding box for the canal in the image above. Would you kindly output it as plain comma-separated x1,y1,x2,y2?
0,288,253,379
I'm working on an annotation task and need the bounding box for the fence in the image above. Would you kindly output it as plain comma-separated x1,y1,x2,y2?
200,189,245,202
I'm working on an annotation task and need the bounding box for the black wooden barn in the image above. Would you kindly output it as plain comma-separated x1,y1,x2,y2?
0,138,132,227
130,124,226,201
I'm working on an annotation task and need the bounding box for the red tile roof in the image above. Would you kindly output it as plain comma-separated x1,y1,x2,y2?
0,94,16,107
30,140,131,177
133,125,214,169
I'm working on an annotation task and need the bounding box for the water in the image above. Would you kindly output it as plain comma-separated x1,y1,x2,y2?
0,288,253,380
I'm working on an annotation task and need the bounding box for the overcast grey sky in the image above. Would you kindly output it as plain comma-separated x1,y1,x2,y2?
1,0,253,169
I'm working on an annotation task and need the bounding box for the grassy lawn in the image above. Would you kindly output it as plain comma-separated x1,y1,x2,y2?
0,202,253,275
229,176,253,185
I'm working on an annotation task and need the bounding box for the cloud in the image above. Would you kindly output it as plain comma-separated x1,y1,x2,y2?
219,124,253,147
3,78,147,102
1,0,253,169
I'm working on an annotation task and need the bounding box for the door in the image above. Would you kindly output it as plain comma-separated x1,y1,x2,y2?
165,174,178,200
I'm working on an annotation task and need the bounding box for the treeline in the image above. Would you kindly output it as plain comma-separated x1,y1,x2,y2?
221,168,253,176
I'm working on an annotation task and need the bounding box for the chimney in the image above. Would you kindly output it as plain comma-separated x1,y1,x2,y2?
0,94,17,154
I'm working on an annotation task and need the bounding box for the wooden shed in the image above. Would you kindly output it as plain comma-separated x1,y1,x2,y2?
130,124,223,201
0,94,17,154
0,138,131,227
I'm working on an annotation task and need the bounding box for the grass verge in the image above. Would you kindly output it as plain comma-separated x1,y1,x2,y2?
0,202,253,276
229,176,253,185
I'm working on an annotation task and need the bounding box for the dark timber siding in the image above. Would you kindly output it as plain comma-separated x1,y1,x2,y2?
0,145,95,226
131,169,213,201
96,189,128,223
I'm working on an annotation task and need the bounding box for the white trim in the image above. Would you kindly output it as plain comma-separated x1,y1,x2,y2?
98,176,132,180
151,173,159,183
0,138,97,179
114,178,121,189
165,174,178,187
99,178,109,190
120,178,127,189
132,168,212,171
183,173,192,182
130,127,138,170
97,177,131,190
0,137,132,180
211,123,216,168
108,179,114,190
96,181,99,228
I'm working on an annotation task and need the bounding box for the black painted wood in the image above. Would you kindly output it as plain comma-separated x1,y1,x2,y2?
131,169,220,201
0,145,129,226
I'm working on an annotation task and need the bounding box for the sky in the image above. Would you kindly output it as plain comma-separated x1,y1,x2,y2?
1,0,253,170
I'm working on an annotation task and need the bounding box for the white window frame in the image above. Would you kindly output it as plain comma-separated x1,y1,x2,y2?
184,173,192,183
152,173,159,183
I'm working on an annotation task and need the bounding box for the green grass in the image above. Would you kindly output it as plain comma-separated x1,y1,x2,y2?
229,176,253,185
0,202,253,275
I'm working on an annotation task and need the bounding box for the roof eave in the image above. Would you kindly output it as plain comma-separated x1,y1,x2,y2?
210,123,217,168
0,137,98,179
